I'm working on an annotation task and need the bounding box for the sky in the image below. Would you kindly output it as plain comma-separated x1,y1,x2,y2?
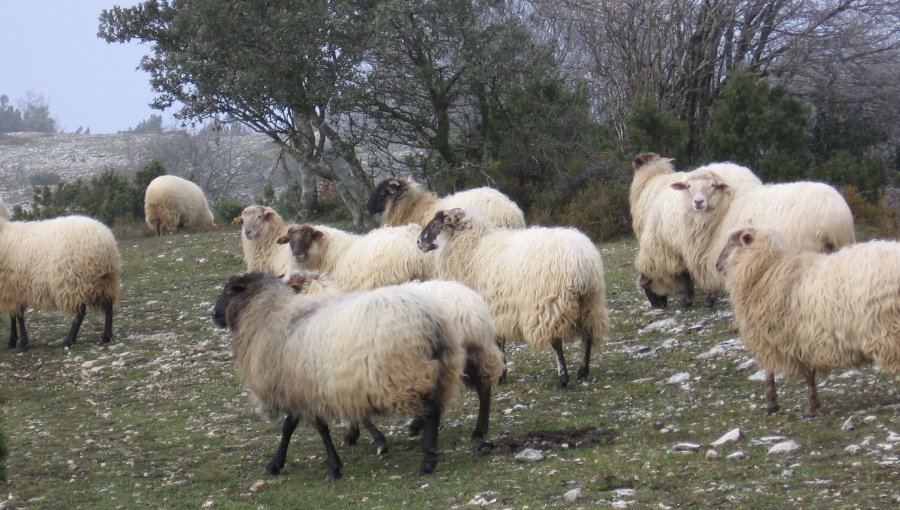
0,1,178,134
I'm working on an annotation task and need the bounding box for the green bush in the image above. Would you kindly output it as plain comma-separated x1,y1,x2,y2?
529,182,631,242
215,197,246,223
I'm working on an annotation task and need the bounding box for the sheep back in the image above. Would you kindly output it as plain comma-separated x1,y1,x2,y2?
720,227,900,379
144,175,215,235
0,216,121,317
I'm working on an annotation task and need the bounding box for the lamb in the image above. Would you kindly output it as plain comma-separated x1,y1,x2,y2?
277,223,434,291
234,205,296,275
672,171,855,304
144,175,215,236
716,226,900,417
367,176,526,229
418,208,609,388
212,272,464,478
0,215,121,351
282,270,504,450
630,153,762,307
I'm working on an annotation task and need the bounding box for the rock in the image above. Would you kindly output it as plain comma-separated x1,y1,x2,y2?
726,451,746,460
845,444,862,454
783,469,795,478
705,449,719,460
710,428,743,446
563,488,582,503
841,417,856,431
863,415,877,424
767,440,802,455
514,448,544,462
666,372,690,385
674,442,701,452
886,431,900,443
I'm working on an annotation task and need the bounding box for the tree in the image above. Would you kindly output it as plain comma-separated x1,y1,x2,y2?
128,114,165,134
0,93,56,133
0,95,24,133
626,99,688,161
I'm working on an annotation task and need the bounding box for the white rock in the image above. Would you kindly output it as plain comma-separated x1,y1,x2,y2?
886,431,900,443
697,338,744,359
863,415,877,424
845,444,862,454
841,417,856,431
748,370,768,381
756,435,788,444
711,428,743,446
514,448,544,462
705,449,719,460
563,488,582,503
614,488,636,498
767,440,802,455
674,442,701,452
666,372,691,385
726,451,746,460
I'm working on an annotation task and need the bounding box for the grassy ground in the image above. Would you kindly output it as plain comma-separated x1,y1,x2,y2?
1,227,897,509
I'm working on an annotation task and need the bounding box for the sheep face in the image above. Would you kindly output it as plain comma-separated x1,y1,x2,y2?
367,178,407,215
671,174,729,213
278,224,323,263
241,206,275,241
213,272,270,329
417,208,466,252
715,227,757,273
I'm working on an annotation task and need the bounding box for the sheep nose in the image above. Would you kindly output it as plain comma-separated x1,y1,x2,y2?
693,198,706,210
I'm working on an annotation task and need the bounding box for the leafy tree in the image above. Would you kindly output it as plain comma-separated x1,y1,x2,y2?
814,151,889,203
134,160,167,190
127,114,165,134
703,70,810,181
626,99,688,161
0,94,24,132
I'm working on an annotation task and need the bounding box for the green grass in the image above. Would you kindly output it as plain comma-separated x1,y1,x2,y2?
1,228,897,509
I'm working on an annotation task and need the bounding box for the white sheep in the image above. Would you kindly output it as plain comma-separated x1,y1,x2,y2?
672,171,855,304
630,153,762,307
282,270,505,450
716,225,900,417
367,176,526,229
277,223,434,291
144,175,215,236
418,208,609,388
212,272,464,478
234,204,296,275
0,215,121,351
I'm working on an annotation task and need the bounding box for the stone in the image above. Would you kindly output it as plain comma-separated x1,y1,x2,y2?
705,449,719,460
674,442,702,452
666,372,691,385
767,440,802,455
710,428,743,446
841,417,856,431
726,451,746,460
514,448,544,462
563,488,582,503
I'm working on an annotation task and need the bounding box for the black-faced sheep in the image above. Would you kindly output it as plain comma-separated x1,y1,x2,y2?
716,226,900,417
418,208,609,389
0,215,121,351
212,272,464,478
144,175,215,236
276,223,434,291
672,172,855,305
234,205,296,275
367,177,526,229
281,270,504,451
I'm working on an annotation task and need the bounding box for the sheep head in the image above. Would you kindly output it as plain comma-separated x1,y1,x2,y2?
277,224,323,263
213,272,273,329
633,152,660,170
671,172,729,213
418,208,466,252
367,177,410,215
240,205,277,241
281,269,342,296
716,227,757,273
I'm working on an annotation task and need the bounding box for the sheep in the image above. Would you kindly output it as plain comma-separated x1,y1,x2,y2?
282,270,504,451
671,171,855,305
276,223,434,291
212,271,464,478
234,205,296,275
0,215,121,351
716,225,900,417
418,208,609,389
630,153,762,307
144,175,215,236
367,176,526,229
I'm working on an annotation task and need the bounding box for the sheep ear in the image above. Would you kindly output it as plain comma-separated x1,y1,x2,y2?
232,217,243,225
312,229,324,239
714,181,729,191
276,236,289,244
740,230,755,246
671,182,688,191
263,210,274,219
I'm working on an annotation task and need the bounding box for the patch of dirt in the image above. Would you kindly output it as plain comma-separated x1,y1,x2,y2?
473,427,616,457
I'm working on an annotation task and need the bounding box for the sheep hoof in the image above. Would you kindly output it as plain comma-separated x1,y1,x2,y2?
324,468,342,482
376,445,389,457
576,365,589,381
471,429,486,441
556,376,569,389
263,464,282,476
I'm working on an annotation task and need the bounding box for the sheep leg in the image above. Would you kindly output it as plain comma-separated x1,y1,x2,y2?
552,339,570,389
803,370,821,418
8,314,17,349
471,378,492,440
704,291,719,308
418,399,442,475
14,315,28,352
101,299,114,344
264,413,300,476
360,417,388,456
343,421,361,446
313,416,343,481
63,305,87,348
765,371,780,415
497,339,508,384
679,272,694,308
576,338,592,381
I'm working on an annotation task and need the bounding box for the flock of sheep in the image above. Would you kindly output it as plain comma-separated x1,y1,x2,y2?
1,161,898,482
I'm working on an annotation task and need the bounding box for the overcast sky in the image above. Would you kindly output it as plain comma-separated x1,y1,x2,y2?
0,1,178,134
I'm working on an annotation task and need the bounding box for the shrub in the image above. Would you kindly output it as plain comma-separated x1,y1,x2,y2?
841,186,899,240
215,197,245,223
529,182,631,242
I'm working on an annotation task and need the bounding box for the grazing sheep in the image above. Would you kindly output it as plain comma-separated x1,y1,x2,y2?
234,205,296,275
367,177,525,229
672,172,854,304
716,226,900,417
282,270,504,450
277,223,434,291
144,175,215,236
418,208,609,388
0,215,121,351
630,153,762,307
212,272,464,478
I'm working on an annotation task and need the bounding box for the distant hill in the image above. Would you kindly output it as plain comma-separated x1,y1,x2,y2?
0,131,284,210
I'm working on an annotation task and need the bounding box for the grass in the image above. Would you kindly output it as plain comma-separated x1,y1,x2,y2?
1,227,898,509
